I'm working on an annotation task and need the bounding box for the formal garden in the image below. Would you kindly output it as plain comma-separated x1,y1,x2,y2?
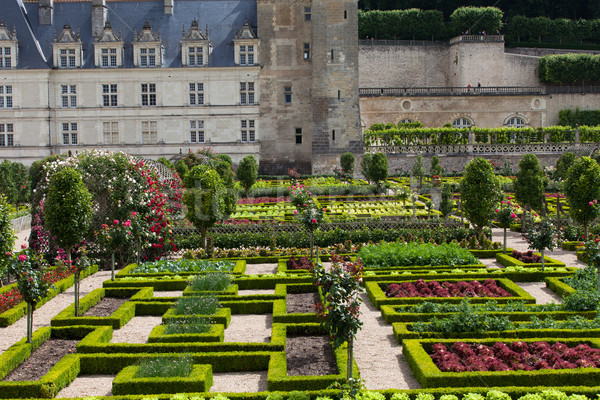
1,148,600,400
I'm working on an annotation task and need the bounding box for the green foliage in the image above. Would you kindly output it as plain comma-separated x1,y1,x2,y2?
449,7,503,36
340,153,356,175
524,219,558,252
133,259,234,273
439,183,454,219
188,273,232,292
369,153,389,190
164,316,212,334
136,356,193,378
8,249,53,306
288,392,310,400
236,155,259,198
215,154,233,166
44,167,93,255
430,155,442,178
175,159,189,181
173,295,219,316
266,394,284,400
0,161,30,206
358,9,445,40
460,158,502,233
360,154,373,183
412,154,426,187
156,157,174,169
554,152,578,180
514,154,546,211
0,194,15,276
390,393,410,400
563,156,600,237
562,291,600,311
538,53,600,83
558,109,600,128
358,242,479,268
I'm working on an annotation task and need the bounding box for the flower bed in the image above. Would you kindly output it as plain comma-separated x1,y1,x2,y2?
510,250,542,263
359,242,479,268
430,341,600,372
384,279,511,298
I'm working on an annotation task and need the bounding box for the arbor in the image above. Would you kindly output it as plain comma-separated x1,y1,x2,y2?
183,165,227,249
514,154,546,223
44,167,93,316
563,156,600,239
236,155,258,198
460,158,502,233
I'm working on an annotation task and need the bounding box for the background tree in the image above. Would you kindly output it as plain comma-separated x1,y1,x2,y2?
554,152,577,181
439,183,454,220
369,152,389,192
213,160,237,219
411,154,426,188
183,165,226,249
360,153,373,183
563,156,600,239
430,155,442,178
44,167,93,316
524,219,558,271
175,159,189,181
514,154,546,226
236,155,259,198
10,162,30,208
460,157,501,233
340,152,356,176
0,194,15,283
0,161,17,205
449,6,503,36
157,157,174,169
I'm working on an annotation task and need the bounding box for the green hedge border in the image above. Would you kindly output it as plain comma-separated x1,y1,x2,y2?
116,260,246,278
162,307,232,328
403,337,600,388
496,252,565,268
561,241,584,251
365,278,536,309
0,264,99,327
147,324,225,343
112,364,213,395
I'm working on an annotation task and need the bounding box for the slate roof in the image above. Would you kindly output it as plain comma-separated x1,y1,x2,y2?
6,0,257,69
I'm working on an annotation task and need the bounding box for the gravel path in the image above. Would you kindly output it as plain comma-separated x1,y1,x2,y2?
245,263,278,275
57,376,114,398
516,282,563,304
110,316,163,343
224,314,272,343
211,372,268,393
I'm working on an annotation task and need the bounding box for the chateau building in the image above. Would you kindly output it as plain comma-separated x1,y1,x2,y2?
1,0,361,174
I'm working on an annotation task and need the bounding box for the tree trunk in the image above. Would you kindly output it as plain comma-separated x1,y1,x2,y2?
503,227,507,253
201,226,208,251
541,248,545,272
347,335,354,382
310,231,315,260
74,271,80,317
111,252,115,281
26,302,33,343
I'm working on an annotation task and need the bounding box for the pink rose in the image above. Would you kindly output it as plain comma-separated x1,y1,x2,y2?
293,210,298,215
501,200,505,204
123,220,131,227
596,238,599,243
131,212,137,216
507,196,512,200
510,213,516,219
18,254,27,262
312,218,317,224
590,202,594,206
113,220,119,225
495,209,499,213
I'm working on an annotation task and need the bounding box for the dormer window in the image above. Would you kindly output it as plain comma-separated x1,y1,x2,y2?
181,20,211,67
53,24,83,68
0,22,18,69
133,21,162,68
234,22,259,66
94,22,124,68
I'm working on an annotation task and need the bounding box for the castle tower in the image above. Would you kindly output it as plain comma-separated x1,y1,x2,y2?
310,0,362,173
256,0,362,174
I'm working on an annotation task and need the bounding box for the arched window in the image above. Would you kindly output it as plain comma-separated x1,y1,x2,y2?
505,116,527,128
399,118,414,124
452,117,472,129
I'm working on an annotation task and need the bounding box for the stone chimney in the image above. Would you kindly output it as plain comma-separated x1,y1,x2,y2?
39,0,53,25
92,0,107,38
164,0,174,15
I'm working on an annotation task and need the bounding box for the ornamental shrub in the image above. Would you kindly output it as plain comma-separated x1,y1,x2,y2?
563,156,600,239
236,155,258,198
360,154,373,183
460,158,501,234
340,152,356,175
514,154,546,213
449,6,503,36
411,154,426,188
369,153,389,191
439,183,454,219
554,152,577,180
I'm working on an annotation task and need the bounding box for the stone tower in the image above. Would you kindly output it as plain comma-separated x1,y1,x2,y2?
257,0,362,174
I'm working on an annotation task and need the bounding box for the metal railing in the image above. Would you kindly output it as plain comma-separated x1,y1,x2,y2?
360,85,600,97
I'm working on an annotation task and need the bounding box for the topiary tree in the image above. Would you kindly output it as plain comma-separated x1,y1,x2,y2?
0,194,15,283
523,218,557,272
340,152,356,176
439,183,454,220
563,156,600,240
214,160,237,219
369,153,389,192
450,6,503,36
360,153,373,183
175,159,189,181
215,154,233,166
44,167,93,316
236,155,258,198
514,154,546,226
430,155,442,178
460,158,502,234
183,165,226,250
554,152,577,181
411,154,426,188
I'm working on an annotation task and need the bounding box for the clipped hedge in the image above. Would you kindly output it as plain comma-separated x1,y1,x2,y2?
147,324,225,343
272,283,320,323
403,337,600,388
162,307,232,328
496,252,566,268
365,278,536,308
112,364,213,395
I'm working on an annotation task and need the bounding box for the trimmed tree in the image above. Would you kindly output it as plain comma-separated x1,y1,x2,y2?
563,156,600,240
554,152,577,181
430,155,442,178
460,157,502,234
236,155,259,198
44,167,93,316
439,183,454,220
524,219,557,271
360,153,373,183
340,152,356,176
0,194,15,283
183,165,226,250
370,152,389,193
412,154,426,188
514,154,546,225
